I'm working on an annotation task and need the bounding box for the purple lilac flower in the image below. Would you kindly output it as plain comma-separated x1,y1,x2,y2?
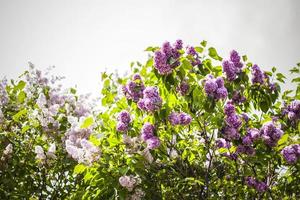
260,122,283,147
177,80,190,96
223,102,242,140
248,128,260,141
116,111,131,132
186,46,201,66
255,182,268,192
0,79,9,107
223,126,240,140
224,102,236,116
146,136,160,149
122,74,145,102
141,123,155,141
222,50,243,81
251,64,264,85
154,40,183,75
241,113,249,122
283,100,300,123
178,112,192,125
138,87,162,112
236,145,255,156
232,91,246,104
246,177,268,192
216,138,231,148
224,102,242,129
246,177,256,187
168,112,192,126
281,144,300,164
117,122,128,132
204,76,228,100
118,111,131,124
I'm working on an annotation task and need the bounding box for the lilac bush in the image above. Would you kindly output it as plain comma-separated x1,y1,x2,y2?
1,39,300,199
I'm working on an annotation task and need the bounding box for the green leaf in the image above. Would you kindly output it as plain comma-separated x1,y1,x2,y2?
12,109,27,122
15,80,26,91
146,58,153,68
242,55,248,62
74,164,87,175
17,91,26,103
80,117,94,129
292,77,300,83
208,47,222,61
200,40,207,47
278,134,289,146
194,46,203,53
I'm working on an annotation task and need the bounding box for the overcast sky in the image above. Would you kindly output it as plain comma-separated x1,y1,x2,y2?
0,0,299,95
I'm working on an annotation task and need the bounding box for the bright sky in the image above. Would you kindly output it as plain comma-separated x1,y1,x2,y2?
0,0,299,95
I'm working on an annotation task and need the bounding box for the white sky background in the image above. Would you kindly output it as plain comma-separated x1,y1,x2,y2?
0,0,299,96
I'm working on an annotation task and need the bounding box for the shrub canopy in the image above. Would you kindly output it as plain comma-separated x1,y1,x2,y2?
1,40,300,199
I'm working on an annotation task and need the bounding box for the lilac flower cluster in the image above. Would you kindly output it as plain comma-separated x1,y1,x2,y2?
236,145,255,156
119,175,141,192
0,79,8,107
234,128,260,156
1,143,13,161
0,109,4,124
204,76,228,100
186,46,201,66
176,80,190,96
223,102,242,140
140,123,160,149
251,64,265,85
216,138,231,148
66,139,100,166
154,40,183,75
281,144,300,164
122,74,145,102
260,122,283,147
246,177,268,192
116,111,131,132
34,143,56,163
168,111,192,126
137,87,162,112
232,91,246,104
222,50,243,81
64,116,100,165
283,100,300,122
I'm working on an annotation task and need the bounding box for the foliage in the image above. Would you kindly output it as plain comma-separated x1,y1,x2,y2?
1,40,300,200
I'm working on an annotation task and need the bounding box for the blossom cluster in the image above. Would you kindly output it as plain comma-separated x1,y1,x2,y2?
223,102,242,140
176,80,189,96
186,46,201,66
137,87,162,112
236,128,260,156
281,144,300,164
66,139,100,166
0,79,8,107
251,64,265,85
1,143,13,161
65,116,100,165
232,91,246,105
116,111,132,132
34,143,56,163
168,111,192,126
204,75,228,100
122,74,145,102
283,100,300,122
119,175,141,192
246,177,268,192
154,40,183,75
222,50,243,81
140,123,160,149
260,122,283,147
